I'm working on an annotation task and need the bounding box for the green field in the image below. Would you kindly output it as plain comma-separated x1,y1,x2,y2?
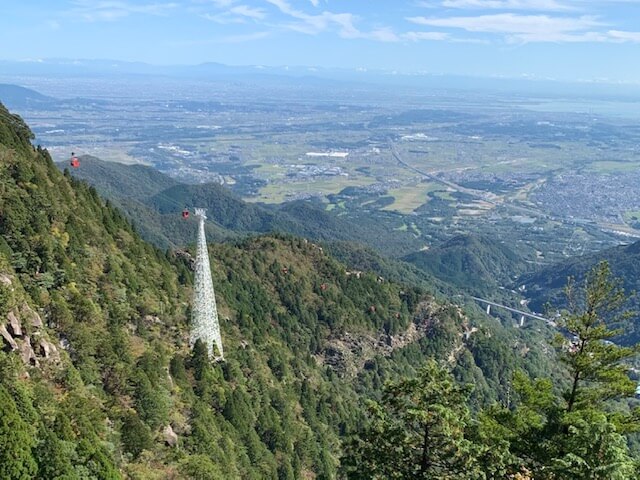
382,182,445,214
254,177,375,204
587,160,640,173
624,210,640,222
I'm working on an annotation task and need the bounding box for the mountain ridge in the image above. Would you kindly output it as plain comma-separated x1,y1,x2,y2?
403,233,527,296
519,239,640,344
4,61,640,98
0,102,557,478
0,83,54,110
58,154,423,256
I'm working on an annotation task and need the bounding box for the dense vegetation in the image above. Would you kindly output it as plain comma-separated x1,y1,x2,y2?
342,263,640,479
1,103,557,478
62,155,422,256
2,103,639,478
403,233,528,296
519,240,640,344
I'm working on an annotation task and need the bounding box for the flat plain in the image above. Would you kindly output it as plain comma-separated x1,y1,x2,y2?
6,74,640,264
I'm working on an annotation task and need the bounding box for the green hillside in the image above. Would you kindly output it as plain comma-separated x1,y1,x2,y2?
59,155,423,255
403,234,527,295
0,83,54,110
520,240,640,344
0,103,556,478
62,155,179,200
56,156,235,248
4,103,638,478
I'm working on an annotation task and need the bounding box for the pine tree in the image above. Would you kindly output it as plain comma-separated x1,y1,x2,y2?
481,262,640,479
180,454,226,480
551,261,639,477
341,359,482,479
556,261,636,413
120,412,153,459
0,386,37,480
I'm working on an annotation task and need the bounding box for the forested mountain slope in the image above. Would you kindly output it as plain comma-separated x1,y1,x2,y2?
0,83,54,110
59,155,422,255
0,103,558,478
519,240,640,344
404,233,528,295
63,156,180,201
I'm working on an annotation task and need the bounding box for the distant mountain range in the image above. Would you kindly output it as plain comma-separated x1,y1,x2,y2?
3,58,640,98
0,83,55,109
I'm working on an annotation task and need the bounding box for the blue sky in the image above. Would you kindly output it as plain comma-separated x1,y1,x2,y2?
2,0,640,82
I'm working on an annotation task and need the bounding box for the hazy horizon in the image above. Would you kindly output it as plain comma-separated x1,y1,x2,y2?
2,1,640,84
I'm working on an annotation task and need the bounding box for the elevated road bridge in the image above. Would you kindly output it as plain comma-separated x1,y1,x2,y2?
470,296,557,327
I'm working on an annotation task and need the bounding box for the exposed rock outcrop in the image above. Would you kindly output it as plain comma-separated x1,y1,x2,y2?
19,336,38,366
317,300,444,377
38,338,60,362
7,310,22,336
317,300,484,377
0,324,18,350
0,302,60,366
163,425,179,447
143,315,162,326
21,303,43,328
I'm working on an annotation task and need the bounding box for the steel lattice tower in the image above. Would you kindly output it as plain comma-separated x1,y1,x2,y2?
190,208,224,360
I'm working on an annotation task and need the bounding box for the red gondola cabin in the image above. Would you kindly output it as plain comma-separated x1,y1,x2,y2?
70,152,80,168
182,209,190,219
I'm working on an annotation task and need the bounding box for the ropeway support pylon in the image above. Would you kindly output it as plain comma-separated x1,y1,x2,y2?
190,208,224,360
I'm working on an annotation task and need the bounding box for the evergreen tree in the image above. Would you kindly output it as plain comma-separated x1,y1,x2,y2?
133,371,169,429
1,101,599,479
341,359,482,479
481,262,640,479
553,409,636,479
556,261,636,413
551,261,639,477
0,386,37,480
180,454,226,480
34,428,77,480
120,412,153,459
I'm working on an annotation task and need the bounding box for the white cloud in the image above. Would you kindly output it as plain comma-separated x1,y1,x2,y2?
369,28,401,42
208,0,236,7
401,30,489,43
266,0,357,35
264,0,497,43
440,0,571,10
510,31,608,42
265,0,306,18
195,0,640,47
68,1,178,22
265,0,402,41
221,30,270,42
408,13,601,38
202,12,246,23
402,31,450,41
201,3,265,23
407,12,640,44
230,5,266,20
607,30,640,42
